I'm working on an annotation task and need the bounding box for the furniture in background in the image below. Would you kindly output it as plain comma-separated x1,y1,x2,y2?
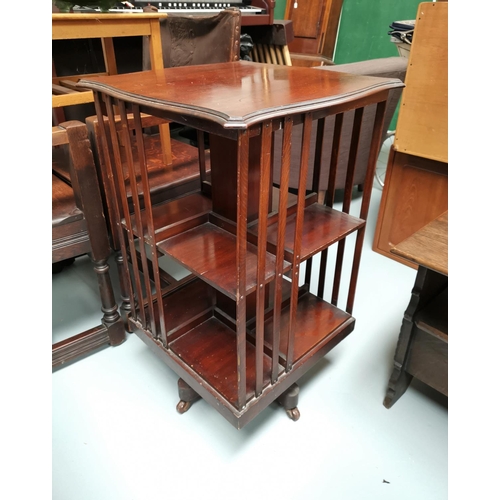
78,60,403,429
52,121,126,369
373,1,448,268
142,8,241,68
272,56,408,196
384,210,448,407
52,12,172,165
243,20,294,65
86,9,244,324
284,0,343,67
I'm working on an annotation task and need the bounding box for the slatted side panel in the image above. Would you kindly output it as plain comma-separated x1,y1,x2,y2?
94,93,137,325
285,113,312,371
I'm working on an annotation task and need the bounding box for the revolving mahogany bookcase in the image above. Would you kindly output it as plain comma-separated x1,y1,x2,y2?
78,61,403,429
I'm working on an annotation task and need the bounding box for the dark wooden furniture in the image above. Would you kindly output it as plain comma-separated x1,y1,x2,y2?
284,0,343,66
78,61,403,428
373,1,448,267
86,9,243,324
52,120,126,369
384,210,448,408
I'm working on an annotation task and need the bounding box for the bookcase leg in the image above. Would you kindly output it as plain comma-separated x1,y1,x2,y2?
277,383,300,421
176,378,201,414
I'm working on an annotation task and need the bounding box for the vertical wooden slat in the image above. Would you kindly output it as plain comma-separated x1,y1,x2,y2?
94,92,137,320
275,46,284,65
318,113,344,299
324,114,344,208
116,102,153,334
346,101,387,314
286,113,312,372
132,106,169,345
269,45,278,65
305,118,326,286
101,37,117,75
236,130,250,410
197,129,207,185
104,95,145,321
93,93,136,321
255,121,272,396
331,107,363,306
272,116,293,382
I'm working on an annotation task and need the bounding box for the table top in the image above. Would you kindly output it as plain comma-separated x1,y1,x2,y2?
391,211,448,275
77,61,404,129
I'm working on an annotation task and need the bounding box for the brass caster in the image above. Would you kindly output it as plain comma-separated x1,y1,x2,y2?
286,407,300,421
176,400,192,414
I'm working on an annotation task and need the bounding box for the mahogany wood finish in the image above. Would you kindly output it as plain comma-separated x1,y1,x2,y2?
52,121,126,369
384,211,448,408
85,10,242,324
78,61,403,428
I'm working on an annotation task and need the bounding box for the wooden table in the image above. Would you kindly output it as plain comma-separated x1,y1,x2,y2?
52,12,171,164
384,210,448,408
78,61,403,429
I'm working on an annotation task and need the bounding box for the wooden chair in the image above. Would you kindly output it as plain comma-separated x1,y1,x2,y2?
52,120,126,368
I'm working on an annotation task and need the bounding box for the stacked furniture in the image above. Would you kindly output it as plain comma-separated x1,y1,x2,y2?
52,120,126,368
373,1,448,267
78,61,403,428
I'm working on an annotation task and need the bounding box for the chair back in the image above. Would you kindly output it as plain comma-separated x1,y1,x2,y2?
143,9,241,69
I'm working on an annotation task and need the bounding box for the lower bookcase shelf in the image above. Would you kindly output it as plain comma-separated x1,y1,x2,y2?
128,276,354,428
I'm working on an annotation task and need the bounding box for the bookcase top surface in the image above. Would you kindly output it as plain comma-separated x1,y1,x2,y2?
78,61,404,129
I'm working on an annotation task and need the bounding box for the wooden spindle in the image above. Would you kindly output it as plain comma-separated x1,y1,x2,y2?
318,113,343,299
255,121,272,396
272,116,293,382
331,107,363,306
116,102,154,334
236,130,250,410
132,105,169,344
93,93,136,321
286,113,312,372
346,101,387,314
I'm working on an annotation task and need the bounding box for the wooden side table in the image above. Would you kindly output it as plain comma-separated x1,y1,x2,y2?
52,12,171,164
384,210,448,408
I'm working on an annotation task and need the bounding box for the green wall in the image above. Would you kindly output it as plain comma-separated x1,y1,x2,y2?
334,0,421,64
274,0,422,129
275,0,286,20
274,0,421,61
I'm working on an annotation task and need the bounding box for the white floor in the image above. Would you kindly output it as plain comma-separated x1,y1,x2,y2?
49,138,450,500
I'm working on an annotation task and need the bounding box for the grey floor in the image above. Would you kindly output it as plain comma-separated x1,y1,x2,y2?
52,140,448,500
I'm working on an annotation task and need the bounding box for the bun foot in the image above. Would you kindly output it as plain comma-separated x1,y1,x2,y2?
176,400,192,414
286,407,300,421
